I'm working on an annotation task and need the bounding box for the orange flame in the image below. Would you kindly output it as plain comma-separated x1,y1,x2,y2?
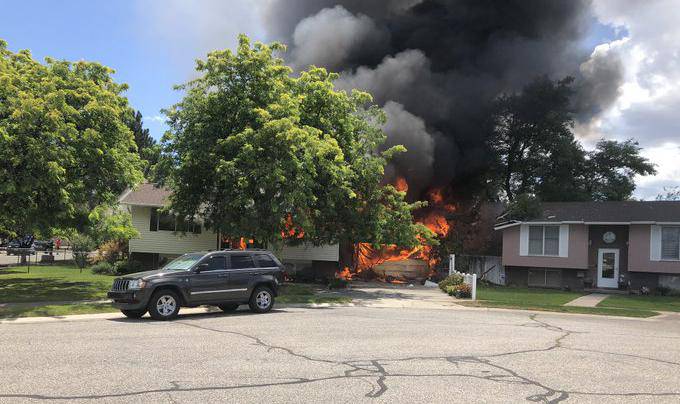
352,179,457,281
282,215,305,239
394,176,409,193
337,267,352,280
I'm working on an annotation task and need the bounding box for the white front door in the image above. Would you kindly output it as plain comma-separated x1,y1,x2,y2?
597,248,619,288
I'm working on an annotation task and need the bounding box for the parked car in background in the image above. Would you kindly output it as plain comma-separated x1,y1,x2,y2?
33,240,55,251
6,235,35,256
108,249,284,320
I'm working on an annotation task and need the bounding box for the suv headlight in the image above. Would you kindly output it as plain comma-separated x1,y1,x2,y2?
128,279,147,290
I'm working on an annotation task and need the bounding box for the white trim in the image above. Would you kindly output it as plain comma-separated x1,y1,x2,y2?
120,201,166,207
519,224,529,256
558,225,569,258
190,288,247,295
494,222,521,230
597,248,619,288
650,225,662,261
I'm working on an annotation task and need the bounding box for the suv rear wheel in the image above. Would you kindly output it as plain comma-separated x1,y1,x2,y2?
148,289,181,320
249,286,274,313
121,309,146,319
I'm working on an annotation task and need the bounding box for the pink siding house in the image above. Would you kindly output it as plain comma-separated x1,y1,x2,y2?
495,202,680,291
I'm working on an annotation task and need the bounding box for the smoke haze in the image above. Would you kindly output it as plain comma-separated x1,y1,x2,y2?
264,0,624,198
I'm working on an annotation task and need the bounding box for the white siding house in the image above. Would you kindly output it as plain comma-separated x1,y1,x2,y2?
127,205,218,256
120,183,340,272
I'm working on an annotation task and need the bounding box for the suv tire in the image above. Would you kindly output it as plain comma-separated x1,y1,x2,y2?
148,289,181,320
121,309,146,319
249,286,274,313
218,303,239,312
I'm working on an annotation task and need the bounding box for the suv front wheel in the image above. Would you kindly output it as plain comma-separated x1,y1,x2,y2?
148,289,181,320
249,286,274,313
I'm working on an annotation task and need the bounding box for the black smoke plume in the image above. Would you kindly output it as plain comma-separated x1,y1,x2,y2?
264,0,623,199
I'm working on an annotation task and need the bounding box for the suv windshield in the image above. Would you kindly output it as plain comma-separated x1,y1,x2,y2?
162,253,204,271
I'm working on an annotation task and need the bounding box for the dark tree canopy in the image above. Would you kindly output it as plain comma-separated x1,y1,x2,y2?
0,40,143,236
159,35,433,247
126,110,160,176
489,76,655,202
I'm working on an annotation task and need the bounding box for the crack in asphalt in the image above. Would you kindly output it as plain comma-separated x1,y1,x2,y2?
2,313,680,402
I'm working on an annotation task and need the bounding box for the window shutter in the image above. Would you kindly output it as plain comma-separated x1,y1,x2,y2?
558,225,569,257
650,225,662,261
519,224,529,256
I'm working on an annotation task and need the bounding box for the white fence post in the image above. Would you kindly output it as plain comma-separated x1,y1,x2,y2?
449,254,455,276
471,273,477,301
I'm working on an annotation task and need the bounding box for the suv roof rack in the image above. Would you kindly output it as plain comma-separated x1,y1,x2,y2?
220,248,269,252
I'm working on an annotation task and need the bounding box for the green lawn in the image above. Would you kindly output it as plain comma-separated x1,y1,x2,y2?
461,285,658,318
598,294,680,313
0,265,113,303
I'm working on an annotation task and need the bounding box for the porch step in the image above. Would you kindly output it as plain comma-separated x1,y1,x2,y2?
564,293,609,308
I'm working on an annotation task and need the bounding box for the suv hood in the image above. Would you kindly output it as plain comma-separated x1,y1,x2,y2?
120,269,183,280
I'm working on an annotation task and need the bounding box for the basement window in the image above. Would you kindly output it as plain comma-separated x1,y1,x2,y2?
528,225,560,256
528,269,562,288
662,226,680,260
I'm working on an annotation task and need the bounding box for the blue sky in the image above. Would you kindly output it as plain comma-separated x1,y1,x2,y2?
1,1,678,199
0,0,265,139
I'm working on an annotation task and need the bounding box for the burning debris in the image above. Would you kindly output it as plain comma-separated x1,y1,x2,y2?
344,177,456,283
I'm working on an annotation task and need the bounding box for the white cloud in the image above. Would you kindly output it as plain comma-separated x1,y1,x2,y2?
143,115,164,123
578,0,680,199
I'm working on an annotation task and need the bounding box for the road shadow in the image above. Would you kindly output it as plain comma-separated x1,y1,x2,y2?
107,307,293,323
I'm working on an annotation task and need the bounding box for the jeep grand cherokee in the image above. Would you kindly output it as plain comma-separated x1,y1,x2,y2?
107,250,283,320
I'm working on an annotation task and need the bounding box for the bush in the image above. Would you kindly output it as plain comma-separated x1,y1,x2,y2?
328,278,349,289
656,286,671,296
91,262,116,276
70,234,96,269
447,283,472,298
439,274,464,291
91,239,128,265
112,260,143,275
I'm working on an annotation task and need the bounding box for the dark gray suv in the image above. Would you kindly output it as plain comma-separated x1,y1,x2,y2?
107,250,283,320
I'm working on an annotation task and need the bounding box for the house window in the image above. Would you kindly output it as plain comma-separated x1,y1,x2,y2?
528,225,560,256
661,226,680,260
150,208,202,234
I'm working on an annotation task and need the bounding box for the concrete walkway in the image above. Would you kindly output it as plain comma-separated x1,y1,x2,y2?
564,293,609,307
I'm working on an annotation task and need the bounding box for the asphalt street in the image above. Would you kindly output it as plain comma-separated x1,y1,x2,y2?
2,301,680,403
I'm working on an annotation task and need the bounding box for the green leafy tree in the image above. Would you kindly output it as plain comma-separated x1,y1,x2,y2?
583,139,656,201
489,76,655,202
87,205,139,245
160,35,432,248
0,40,143,236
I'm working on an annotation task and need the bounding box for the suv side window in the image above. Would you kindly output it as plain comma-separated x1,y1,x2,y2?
230,254,254,269
202,255,226,271
255,253,277,267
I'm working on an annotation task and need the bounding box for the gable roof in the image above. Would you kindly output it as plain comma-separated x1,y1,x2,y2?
118,183,171,207
495,201,680,230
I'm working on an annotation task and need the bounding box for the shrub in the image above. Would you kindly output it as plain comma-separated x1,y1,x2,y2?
91,262,116,276
113,260,143,275
656,286,671,296
70,234,96,269
328,278,349,289
449,283,472,298
439,274,464,291
91,239,128,265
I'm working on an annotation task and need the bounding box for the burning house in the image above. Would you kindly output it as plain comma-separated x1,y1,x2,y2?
260,0,622,281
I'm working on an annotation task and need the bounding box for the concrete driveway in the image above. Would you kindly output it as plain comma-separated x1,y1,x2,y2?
1,300,680,402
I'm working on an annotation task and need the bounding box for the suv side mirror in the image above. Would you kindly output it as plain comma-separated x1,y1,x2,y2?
195,263,209,273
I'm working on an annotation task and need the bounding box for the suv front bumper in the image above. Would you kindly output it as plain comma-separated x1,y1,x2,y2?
107,289,151,310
